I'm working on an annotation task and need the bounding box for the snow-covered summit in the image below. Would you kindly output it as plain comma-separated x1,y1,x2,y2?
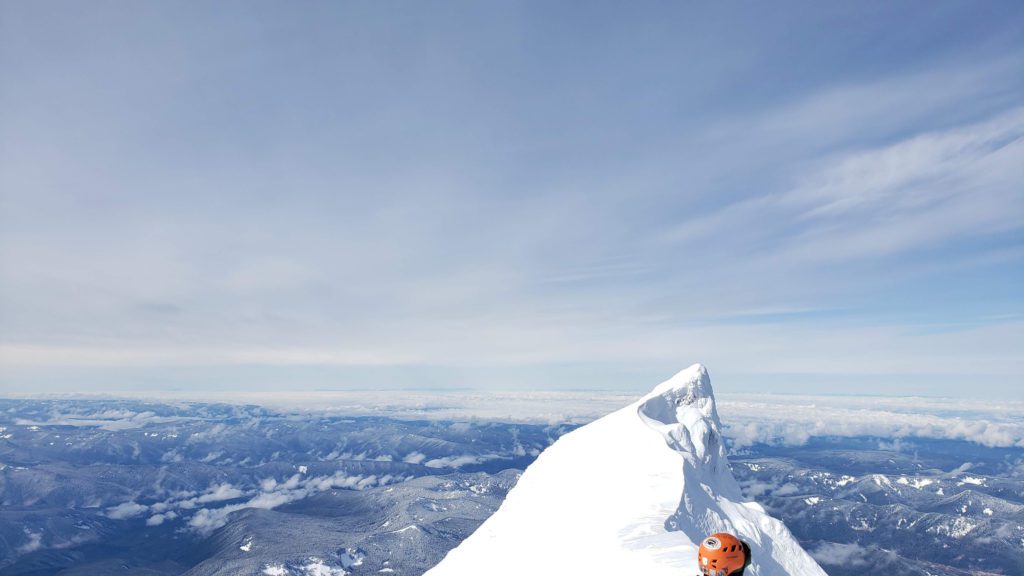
426,364,826,576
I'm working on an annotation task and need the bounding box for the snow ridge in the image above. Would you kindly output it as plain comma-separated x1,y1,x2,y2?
426,364,826,576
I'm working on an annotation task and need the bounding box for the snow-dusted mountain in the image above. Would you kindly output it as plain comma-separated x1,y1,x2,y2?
3,385,1021,574
426,364,827,576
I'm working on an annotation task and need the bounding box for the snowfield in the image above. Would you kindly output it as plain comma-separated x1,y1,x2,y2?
426,364,827,576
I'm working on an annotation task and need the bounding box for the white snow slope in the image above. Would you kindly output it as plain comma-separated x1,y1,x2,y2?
426,364,826,576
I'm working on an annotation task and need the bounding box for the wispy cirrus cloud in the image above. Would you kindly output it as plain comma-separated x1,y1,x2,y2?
661,105,1024,264
1,3,1022,395
778,109,1024,261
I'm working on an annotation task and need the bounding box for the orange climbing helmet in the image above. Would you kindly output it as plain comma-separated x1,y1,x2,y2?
697,532,749,576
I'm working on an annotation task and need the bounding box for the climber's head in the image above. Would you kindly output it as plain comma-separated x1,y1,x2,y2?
698,533,747,576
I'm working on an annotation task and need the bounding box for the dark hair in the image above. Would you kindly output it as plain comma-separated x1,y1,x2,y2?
740,541,752,570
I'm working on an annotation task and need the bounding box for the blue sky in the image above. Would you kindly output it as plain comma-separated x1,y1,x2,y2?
1,1,1022,396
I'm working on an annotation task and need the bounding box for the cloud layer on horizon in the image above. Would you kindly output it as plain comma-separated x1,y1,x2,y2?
14,390,1022,449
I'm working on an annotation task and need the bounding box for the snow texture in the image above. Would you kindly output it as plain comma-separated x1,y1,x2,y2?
426,364,826,576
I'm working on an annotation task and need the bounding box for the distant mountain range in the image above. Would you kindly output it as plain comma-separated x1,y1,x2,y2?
1,391,1021,575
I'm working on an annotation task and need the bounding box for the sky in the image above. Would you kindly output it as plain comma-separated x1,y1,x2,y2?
1,1,1022,397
